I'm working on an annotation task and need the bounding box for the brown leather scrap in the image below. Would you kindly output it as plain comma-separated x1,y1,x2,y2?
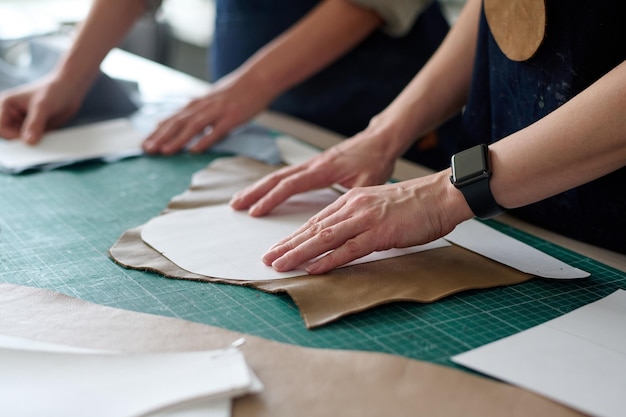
109,157,533,328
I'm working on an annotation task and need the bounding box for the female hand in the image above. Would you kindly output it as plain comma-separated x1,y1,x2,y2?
261,170,473,274
0,77,84,144
229,131,400,216
142,72,274,155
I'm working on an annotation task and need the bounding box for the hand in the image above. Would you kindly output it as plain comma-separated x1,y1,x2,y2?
142,73,274,155
229,132,398,216
0,78,84,144
261,170,473,275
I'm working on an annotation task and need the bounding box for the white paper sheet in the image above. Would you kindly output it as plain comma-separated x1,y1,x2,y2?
0,335,240,417
0,335,253,417
141,188,450,280
0,118,144,173
0,335,104,353
452,289,626,417
444,219,589,279
147,398,231,417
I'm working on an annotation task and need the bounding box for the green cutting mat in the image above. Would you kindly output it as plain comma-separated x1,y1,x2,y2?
1,152,624,370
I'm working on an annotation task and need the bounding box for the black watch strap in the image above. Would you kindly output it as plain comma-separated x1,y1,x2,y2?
450,144,505,219
459,178,505,219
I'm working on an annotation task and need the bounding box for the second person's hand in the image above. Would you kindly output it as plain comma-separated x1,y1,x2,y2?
141,73,274,155
0,77,85,145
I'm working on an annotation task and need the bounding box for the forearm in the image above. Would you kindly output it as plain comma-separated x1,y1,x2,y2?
490,61,626,209
362,0,482,162
54,0,146,93
227,0,383,100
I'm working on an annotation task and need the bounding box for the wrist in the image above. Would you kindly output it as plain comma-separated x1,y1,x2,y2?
437,168,476,228
52,56,100,97
362,112,418,162
450,144,505,219
401,170,474,238
223,64,281,107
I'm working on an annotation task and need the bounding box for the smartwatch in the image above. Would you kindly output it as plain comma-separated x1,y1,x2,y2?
450,144,505,219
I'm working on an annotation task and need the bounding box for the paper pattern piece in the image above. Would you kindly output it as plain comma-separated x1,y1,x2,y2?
453,289,626,417
0,335,233,417
0,118,143,173
141,188,450,280
148,398,231,417
444,219,590,279
0,345,254,417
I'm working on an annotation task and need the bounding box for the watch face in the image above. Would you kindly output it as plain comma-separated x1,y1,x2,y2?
451,144,490,185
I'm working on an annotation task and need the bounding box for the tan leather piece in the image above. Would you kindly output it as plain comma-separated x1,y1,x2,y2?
256,245,532,327
0,283,585,417
165,156,278,212
109,157,533,328
484,0,546,61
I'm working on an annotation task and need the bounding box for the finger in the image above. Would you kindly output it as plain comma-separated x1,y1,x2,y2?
267,195,348,251
266,222,344,271
21,105,47,145
262,219,324,266
142,120,183,154
270,218,376,274
229,164,306,211
247,168,338,217
142,116,178,153
262,198,350,266
0,106,25,139
143,110,212,155
188,119,231,153
305,232,378,274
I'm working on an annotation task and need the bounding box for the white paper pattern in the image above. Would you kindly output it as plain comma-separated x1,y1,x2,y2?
0,118,144,173
453,289,626,417
141,188,450,280
444,219,589,279
0,336,253,417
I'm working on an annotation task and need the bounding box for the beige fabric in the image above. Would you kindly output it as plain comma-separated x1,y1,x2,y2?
484,0,546,61
109,157,533,328
0,283,584,417
350,0,433,36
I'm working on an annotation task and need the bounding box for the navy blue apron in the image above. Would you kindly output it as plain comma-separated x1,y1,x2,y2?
461,0,626,253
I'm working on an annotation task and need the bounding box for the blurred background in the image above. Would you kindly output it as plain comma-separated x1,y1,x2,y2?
0,0,466,82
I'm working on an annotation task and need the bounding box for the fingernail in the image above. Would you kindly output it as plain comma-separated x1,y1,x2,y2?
305,263,321,274
271,257,289,271
262,246,281,264
229,195,241,206
248,204,261,217
261,252,274,265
